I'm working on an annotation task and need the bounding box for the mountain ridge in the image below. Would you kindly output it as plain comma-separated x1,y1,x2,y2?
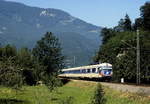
0,0,102,66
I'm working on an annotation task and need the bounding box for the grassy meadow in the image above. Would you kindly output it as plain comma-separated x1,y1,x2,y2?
0,80,149,104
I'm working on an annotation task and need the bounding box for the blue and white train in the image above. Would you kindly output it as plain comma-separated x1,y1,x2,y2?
59,63,113,80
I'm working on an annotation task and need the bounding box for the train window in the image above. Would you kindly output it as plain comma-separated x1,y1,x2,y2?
87,69,91,73
92,68,96,73
73,70,80,74
77,70,80,73
82,69,86,73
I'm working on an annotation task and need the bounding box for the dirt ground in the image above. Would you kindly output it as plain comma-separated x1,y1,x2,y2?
71,79,150,97
101,82,150,96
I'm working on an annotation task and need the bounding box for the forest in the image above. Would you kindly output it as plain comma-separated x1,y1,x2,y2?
94,2,150,84
0,32,64,89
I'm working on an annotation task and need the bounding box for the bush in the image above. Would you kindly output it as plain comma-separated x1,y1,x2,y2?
90,83,106,104
0,58,23,89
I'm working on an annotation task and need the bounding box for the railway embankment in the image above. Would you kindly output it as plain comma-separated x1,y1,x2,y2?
72,80,150,97
101,82,150,96
71,79,150,96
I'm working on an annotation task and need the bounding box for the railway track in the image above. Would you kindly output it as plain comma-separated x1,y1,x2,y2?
67,79,150,96
100,82,150,96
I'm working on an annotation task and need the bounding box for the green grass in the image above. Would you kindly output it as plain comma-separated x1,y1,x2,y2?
51,80,95,104
0,80,149,104
0,85,51,104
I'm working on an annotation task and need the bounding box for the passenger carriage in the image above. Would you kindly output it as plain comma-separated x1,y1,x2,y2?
59,63,113,80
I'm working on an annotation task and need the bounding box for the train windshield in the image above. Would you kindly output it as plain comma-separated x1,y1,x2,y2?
102,69,112,71
101,69,112,75
99,68,112,73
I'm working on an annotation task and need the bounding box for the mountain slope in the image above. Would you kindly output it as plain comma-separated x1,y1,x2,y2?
0,0,102,66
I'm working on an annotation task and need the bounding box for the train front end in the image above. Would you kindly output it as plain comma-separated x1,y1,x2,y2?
99,63,113,80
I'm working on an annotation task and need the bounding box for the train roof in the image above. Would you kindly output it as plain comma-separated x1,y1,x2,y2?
62,63,112,71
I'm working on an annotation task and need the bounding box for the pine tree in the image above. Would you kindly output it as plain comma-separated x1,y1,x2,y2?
114,18,125,32
124,14,132,31
114,14,132,32
140,2,150,31
32,32,64,89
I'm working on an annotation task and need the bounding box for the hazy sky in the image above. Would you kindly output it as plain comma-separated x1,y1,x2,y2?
5,0,148,27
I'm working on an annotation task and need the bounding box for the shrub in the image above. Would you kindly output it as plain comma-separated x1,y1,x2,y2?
90,83,106,104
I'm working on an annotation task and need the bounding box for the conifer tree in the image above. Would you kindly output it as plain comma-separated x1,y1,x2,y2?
33,32,64,89
140,2,150,31
124,14,132,31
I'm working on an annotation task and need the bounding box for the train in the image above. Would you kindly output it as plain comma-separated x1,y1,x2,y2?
58,63,113,80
